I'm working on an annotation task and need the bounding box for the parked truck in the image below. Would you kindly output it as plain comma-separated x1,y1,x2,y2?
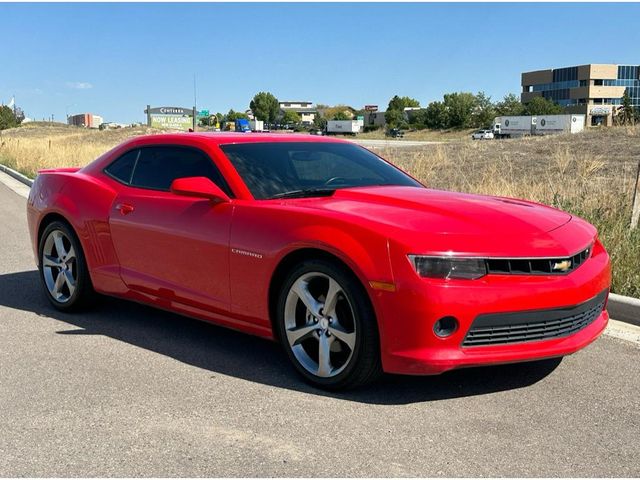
493,114,586,138
235,118,251,132
249,120,264,132
493,116,536,138
535,114,585,135
326,120,361,135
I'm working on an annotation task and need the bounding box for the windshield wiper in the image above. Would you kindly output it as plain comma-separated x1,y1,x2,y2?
268,188,337,200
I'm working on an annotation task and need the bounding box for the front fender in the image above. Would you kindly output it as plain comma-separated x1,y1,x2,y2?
228,202,393,332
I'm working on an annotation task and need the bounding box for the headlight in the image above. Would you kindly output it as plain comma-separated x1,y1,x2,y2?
408,255,487,280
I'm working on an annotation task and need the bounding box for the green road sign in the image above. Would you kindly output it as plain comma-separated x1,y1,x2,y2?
198,109,210,117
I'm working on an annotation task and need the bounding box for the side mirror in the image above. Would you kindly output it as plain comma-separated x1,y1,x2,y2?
170,177,230,203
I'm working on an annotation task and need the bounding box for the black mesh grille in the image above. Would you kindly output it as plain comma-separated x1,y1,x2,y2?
485,245,591,276
462,290,607,347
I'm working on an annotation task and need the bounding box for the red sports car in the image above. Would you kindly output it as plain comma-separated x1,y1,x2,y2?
27,133,611,389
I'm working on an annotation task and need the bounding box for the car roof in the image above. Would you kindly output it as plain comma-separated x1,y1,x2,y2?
127,132,351,147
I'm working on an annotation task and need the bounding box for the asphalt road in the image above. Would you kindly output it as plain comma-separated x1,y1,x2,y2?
0,179,639,477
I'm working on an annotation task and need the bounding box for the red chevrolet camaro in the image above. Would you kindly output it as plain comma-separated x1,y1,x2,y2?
27,133,611,389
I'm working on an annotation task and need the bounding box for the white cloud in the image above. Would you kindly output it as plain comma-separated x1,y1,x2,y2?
66,82,93,90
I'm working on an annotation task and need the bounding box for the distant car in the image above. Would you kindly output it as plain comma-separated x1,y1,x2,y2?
27,133,611,390
472,129,494,140
386,128,405,138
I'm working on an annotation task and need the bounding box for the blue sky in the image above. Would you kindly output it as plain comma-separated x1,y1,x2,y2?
2,2,640,123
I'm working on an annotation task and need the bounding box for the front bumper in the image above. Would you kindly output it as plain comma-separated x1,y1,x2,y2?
374,239,611,375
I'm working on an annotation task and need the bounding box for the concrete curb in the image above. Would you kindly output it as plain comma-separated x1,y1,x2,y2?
1,162,639,327
0,163,33,187
608,293,640,327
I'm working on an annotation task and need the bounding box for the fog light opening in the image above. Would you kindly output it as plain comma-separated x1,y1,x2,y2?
434,316,458,338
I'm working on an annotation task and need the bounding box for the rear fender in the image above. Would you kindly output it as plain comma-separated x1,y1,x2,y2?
31,172,123,293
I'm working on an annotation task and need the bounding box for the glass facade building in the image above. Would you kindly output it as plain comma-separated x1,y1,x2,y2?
522,64,640,126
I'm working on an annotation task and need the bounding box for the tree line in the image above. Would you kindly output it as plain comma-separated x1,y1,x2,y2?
218,90,576,132
384,93,565,130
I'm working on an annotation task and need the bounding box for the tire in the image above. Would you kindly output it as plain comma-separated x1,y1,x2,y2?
275,258,382,390
38,220,95,311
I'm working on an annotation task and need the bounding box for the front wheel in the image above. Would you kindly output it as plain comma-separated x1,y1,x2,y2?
276,259,381,390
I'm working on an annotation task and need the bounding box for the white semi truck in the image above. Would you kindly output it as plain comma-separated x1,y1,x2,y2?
535,114,585,135
493,114,585,138
493,116,536,138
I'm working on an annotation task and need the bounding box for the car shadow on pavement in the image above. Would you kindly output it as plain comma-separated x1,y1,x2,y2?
0,270,562,405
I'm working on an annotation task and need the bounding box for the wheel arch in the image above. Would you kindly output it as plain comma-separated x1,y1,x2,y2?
37,212,76,256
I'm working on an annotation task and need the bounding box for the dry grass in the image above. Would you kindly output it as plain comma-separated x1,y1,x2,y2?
1,123,639,297
0,123,166,177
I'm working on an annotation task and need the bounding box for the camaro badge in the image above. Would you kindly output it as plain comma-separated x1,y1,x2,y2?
231,248,263,259
552,260,572,272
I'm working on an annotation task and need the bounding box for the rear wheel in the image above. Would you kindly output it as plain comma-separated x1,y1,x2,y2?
38,221,94,311
276,259,381,390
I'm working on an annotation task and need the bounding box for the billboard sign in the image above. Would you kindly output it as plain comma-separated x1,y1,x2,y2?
150,115,193,130
145,106,192,115
146,106,194,131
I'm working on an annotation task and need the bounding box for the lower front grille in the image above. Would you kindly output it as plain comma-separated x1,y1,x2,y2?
462,290,607,347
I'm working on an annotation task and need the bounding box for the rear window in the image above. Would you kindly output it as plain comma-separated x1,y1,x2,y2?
104,150,138,183
220,142,421,199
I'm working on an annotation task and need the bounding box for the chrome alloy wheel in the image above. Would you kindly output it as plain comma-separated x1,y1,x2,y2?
42,229,77,303
284,272,357,378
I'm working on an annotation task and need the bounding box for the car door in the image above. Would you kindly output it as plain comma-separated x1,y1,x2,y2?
106,145,234,314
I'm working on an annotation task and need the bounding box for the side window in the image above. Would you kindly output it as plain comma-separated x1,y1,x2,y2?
130,146,232,195
104,149,139,184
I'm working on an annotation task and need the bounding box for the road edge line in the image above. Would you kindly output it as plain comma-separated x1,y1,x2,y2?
604,319,640,346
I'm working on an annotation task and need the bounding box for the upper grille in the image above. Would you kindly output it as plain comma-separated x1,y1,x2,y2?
485,245,592,276
462,290,607,347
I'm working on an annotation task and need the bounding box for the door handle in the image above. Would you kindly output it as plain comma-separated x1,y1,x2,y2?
115,203,135,215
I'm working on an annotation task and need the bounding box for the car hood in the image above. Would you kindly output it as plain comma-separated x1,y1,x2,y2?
289,186,585,256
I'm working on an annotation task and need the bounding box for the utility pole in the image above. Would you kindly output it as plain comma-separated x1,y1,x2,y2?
193,74,197,132
632,157,640,229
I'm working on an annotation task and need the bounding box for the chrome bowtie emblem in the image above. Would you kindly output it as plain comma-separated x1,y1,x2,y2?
552,260,572,272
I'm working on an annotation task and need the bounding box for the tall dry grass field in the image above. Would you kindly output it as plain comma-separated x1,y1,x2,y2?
0,123,163,177
1,123,639,297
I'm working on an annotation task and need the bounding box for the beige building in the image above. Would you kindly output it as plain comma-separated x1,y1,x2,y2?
521,64,640,126
279,101,317,125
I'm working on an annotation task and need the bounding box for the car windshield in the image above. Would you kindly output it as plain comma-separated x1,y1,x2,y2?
220,142,422,199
